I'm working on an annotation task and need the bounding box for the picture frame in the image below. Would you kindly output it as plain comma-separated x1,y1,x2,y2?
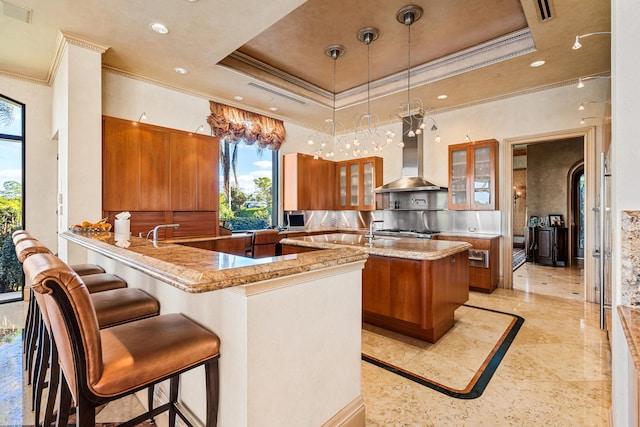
549,214,563,227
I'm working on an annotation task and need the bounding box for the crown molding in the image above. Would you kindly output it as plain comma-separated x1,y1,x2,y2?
47,31,110,84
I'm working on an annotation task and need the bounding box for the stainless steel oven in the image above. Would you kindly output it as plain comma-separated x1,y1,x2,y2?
468,249,489,268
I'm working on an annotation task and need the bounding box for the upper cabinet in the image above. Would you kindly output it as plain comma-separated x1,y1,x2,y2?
103,116,219,213
283,153,382,211
448,139,498,210
283,153,336,211
336,156,383,211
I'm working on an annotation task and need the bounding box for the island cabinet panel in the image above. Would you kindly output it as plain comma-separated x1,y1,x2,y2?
362,255,391,316
361,253,469,343
283,153,335,211
103,116,220,238
389,258,423,324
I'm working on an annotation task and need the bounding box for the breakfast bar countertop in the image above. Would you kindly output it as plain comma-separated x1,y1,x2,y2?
61,231,367,294
280,233,471,261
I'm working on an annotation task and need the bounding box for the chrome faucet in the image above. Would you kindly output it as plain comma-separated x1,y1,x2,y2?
147,223,180,243
366,219,384,245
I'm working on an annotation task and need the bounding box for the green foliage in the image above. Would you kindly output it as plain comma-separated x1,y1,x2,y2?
251,177,272,204
0,180,23,293
229,186,248,212
224,217,269,231
218,193,234,219
0,233,22,293
0,99,15,126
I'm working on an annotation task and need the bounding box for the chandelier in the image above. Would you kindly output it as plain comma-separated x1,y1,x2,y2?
307,45,346,159
351,27,396,157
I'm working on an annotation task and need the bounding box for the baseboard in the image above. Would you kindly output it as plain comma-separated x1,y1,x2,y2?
321,395,366,427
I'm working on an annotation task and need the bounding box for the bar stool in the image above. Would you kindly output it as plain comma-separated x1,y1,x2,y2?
30,284,160,427
15,237,157,426
246,229,280,258
24,253,220,427
14,238,126,385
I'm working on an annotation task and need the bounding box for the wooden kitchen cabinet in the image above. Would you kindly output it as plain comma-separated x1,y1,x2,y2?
448,139,498,210
283,153,335,211
434,235,500,293
336,156,383,210
102,116,220,237
170,133,219,211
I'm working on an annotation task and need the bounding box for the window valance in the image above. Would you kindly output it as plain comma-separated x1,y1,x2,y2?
207,101,285,150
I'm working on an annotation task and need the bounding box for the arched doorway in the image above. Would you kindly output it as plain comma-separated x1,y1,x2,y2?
569,161,585,266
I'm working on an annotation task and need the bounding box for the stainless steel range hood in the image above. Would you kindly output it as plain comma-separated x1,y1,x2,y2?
374,116,446,193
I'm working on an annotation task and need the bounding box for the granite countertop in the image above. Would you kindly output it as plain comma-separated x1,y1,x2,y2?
62,231,368,294
280,233,472,261
436,232,501,240
618,305,640,371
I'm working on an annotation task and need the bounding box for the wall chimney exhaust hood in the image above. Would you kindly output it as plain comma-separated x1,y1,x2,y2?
374,115,446,193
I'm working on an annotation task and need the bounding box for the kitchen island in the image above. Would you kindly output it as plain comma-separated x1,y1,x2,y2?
280,233,472,343
61,231,368,427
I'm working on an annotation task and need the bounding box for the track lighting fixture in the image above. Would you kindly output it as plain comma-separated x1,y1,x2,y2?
572,32,611,50
577,76,611,88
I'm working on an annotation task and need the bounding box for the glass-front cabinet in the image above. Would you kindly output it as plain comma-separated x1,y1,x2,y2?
336,156,383,210
448,139,498,210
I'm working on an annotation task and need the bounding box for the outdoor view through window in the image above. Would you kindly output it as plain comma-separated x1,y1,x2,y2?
0,95,24,302
219,140,275,231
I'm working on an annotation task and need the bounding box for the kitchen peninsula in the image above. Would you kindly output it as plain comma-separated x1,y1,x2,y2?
62,231,368,427
280,233,472,343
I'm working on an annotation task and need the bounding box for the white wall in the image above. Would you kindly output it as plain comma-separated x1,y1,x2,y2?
611,1,640,425
0,75,57,249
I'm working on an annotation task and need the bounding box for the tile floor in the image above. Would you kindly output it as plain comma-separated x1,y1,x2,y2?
0,264,611,426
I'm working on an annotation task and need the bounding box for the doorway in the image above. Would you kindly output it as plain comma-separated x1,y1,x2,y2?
570,163,585,263
0,94,25,303
503,127,596,302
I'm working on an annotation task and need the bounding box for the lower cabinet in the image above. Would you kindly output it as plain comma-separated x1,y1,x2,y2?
434,235,500,293
527,227,567,266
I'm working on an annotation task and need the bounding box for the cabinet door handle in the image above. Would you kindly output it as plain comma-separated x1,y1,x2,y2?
451,256,456,264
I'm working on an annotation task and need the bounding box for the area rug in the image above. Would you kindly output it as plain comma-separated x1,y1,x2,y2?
362,305,524,399
513,248,527,271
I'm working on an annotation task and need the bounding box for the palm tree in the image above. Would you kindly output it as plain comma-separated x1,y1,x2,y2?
220,140,239,205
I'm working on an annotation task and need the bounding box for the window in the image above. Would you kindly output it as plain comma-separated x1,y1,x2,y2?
219,142,278,231
0,94,25,303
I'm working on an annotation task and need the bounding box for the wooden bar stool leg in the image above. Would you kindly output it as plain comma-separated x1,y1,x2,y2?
43,338,59,427
148,385,155,424
33,326,50,425
26,306,40,383
169,376,179,426
23,292,35,353
57,370,72,427
205,358,220,427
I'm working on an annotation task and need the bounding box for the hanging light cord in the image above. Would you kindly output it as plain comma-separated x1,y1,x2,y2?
406,16,412,108
332,51,337,137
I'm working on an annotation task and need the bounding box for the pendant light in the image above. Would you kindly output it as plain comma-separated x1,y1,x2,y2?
352,27,395,157
396,5,426,141
308,45,346,159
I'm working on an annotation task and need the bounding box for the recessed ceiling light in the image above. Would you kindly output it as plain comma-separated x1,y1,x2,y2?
530,60,546,68
174,67,188,75
150,23,169,35
269,107,279,112
234,95,244,101
437,94,448,100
